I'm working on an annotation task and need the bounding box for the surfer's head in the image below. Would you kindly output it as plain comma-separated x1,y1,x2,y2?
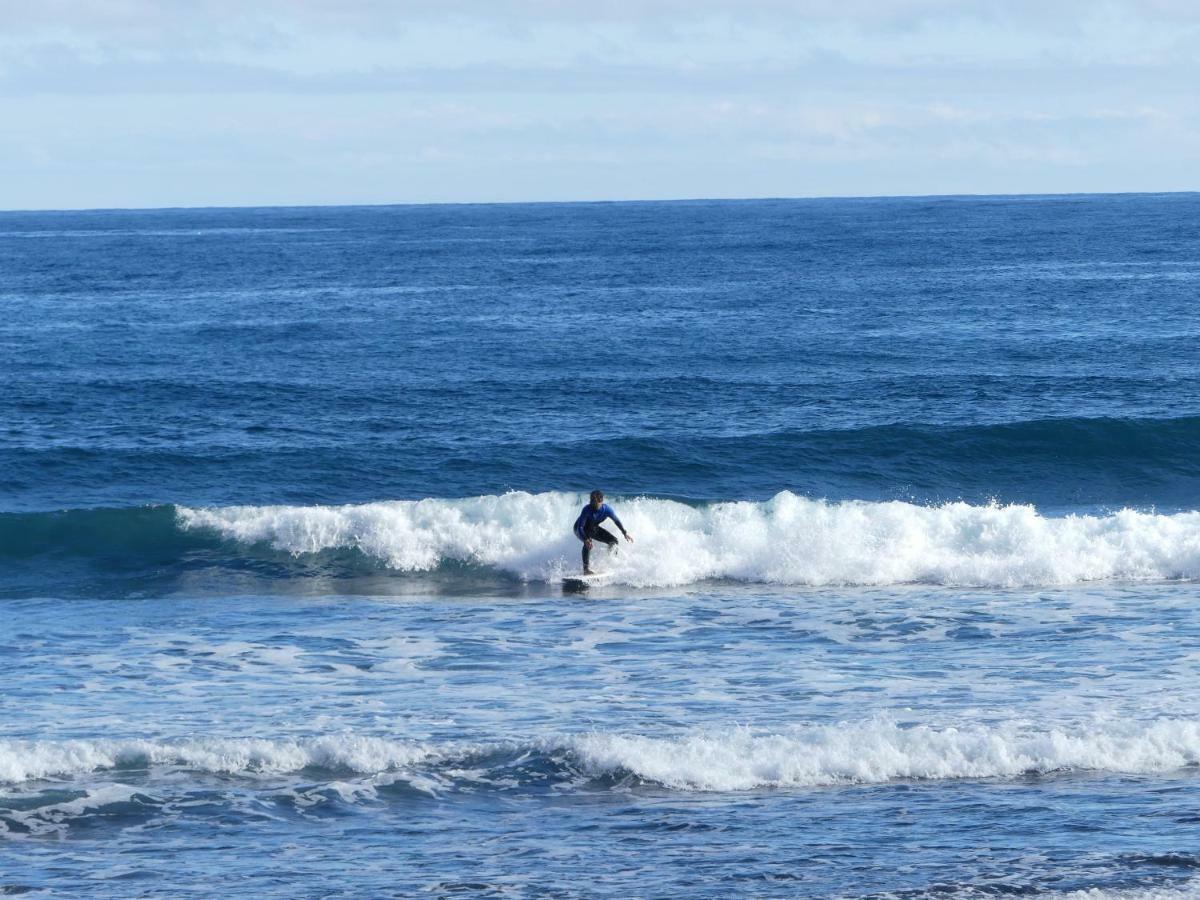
589,490,604,508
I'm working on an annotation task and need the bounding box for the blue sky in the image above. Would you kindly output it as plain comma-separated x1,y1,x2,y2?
2,1,1197,209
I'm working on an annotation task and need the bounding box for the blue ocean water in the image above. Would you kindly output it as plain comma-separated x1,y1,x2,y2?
3,194,1200,897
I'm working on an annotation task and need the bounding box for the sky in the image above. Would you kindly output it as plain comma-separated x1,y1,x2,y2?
1,0,1197,209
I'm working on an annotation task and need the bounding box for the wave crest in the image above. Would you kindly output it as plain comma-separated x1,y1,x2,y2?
569,719,1200,790
5,719,1200,791
179,491,1200,588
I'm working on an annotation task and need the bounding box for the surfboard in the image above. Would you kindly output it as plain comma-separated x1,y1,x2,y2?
562,571,616,592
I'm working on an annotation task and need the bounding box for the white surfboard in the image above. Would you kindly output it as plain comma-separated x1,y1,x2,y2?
562,571,617,591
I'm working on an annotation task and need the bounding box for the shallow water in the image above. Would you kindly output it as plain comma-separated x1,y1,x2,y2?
4,585,1200,896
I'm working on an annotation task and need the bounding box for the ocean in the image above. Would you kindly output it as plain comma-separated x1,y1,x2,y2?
3,194,1200,897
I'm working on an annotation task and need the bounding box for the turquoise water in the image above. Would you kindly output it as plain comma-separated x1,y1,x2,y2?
3,195,1200,896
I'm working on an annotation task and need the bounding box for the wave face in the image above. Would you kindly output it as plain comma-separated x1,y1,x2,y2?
4,719,1199,791
8,491,1200,594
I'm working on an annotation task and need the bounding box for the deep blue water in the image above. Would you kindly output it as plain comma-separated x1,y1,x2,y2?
3,195,1200,897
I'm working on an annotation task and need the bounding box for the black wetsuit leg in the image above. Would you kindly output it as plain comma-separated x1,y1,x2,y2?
582,524,619,570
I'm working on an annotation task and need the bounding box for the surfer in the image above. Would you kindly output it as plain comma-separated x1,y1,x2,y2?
574,490,633,574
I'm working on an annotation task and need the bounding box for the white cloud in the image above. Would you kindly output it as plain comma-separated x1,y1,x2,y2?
0,1,1197,207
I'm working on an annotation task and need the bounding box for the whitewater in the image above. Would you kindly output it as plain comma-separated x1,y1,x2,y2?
6,719,1200,789
177,491,1200,588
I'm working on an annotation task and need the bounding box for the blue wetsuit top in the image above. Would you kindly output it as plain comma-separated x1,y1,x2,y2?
574,503,625,541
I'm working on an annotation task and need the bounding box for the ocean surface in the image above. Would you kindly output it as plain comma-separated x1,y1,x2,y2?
3,194,1200,897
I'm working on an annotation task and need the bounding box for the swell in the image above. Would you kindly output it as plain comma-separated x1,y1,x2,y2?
7,490,1200,594
549,413,1200,508
0,505,209,561
7,415,1200,511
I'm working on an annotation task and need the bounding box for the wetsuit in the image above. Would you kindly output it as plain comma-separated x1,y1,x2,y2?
573,502,626,571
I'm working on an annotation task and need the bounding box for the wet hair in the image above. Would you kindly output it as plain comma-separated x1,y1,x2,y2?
589,490,604,503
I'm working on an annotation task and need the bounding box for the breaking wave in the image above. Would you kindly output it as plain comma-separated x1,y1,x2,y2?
4,718,1200,791
177,491,1200,587
8,491,1200,590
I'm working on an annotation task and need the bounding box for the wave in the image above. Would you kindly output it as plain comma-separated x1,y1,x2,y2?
0,734,438,785
176,491,1200,587
570,718,1200,790
4,719,1200,791
9,414,1200,514
1052,888,1200,900
597,414,1200,506
8,491,1200,591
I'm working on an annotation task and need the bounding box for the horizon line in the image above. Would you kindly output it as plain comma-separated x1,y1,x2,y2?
1,188,1197,216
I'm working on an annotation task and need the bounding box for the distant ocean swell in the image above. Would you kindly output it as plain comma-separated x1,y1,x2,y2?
4,719,1200,792
8,415,1200,510
7,491,1200,588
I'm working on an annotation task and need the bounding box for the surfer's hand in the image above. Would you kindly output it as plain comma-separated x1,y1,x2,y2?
624,533,633,543
585,538,593,549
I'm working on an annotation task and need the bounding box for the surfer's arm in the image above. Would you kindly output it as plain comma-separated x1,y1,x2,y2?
605,506,631,540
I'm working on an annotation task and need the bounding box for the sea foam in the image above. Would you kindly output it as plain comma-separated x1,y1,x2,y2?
178,491,1200,588
567,718,1200,791
4,719,1199,791
0,735,438,785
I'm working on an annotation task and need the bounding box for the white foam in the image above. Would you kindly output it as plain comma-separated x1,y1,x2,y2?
0,735,437,784
0,783,148,837
3,719,1199,791
922,884,1200,900
566,718,1200,790
1055,888,1200,900
178,491,1200,588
